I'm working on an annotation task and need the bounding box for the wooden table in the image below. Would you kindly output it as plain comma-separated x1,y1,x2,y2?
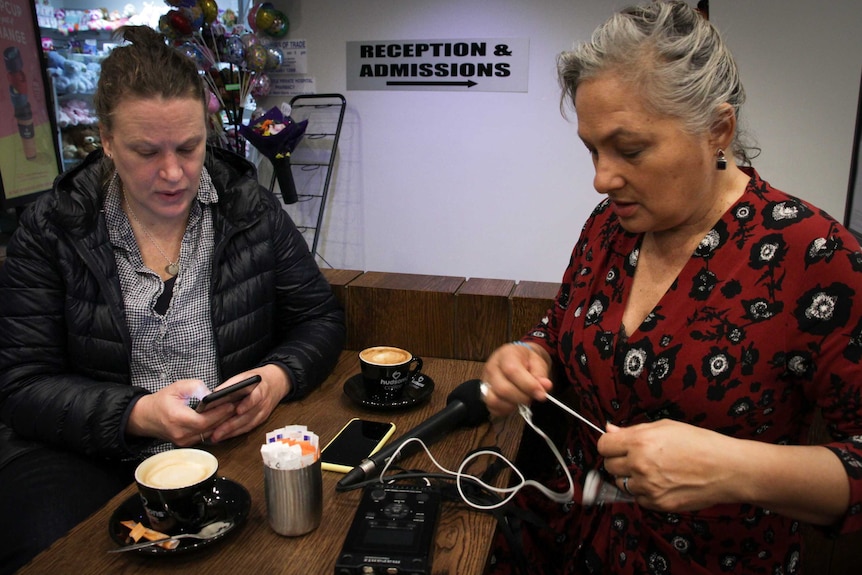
18,351,523,575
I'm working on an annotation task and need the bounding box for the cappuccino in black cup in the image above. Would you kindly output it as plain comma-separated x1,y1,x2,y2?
359,346,423,400
135,448,218,534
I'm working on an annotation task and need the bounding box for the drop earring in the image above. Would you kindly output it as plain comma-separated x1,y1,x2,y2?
716,148,727,170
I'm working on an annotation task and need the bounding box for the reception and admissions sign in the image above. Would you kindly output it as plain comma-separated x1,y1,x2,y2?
346,38,529,92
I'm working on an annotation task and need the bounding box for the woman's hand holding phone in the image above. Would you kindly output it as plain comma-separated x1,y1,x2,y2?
204,364,293,444
196,375,262,412
127,378,235,446
130,370,287,446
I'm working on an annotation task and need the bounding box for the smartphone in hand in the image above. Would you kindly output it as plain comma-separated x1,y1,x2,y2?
195,375,262,413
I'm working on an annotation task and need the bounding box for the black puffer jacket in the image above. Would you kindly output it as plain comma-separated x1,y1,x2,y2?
0,148,345,467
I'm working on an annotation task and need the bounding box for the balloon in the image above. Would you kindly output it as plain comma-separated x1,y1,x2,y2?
267,12,288,38
251,73,271,98
245,44,268,72
158,14,180,39
246,3,260,31
223,34,245,65
265,46,283,69
255,3,276,32
177,41,204,67
199,0,218,24
199,23,225,61
167,10,193,36
240,32,259,49
184,5,204,30
207,89,221,113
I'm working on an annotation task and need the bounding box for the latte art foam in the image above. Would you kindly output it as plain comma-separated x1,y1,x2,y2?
360,346,411,365
143,460,212,489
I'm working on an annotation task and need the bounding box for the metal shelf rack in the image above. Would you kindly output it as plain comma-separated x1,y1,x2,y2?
268,93,346,260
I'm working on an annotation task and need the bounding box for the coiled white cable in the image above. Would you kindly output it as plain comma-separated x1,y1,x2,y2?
378,394,606,511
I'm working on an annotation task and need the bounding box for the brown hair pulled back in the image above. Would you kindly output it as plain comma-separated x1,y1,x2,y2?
94,25,207,134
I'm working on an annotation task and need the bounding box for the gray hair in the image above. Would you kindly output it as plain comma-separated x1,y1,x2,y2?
557,0,757,164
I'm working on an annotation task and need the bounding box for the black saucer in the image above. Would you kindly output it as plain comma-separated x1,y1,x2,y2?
344,372,435,410
108,476,250,555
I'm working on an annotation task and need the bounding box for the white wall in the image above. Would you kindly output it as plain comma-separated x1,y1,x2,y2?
263,0,862,283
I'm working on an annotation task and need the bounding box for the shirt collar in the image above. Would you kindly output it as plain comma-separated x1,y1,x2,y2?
104,166,219,222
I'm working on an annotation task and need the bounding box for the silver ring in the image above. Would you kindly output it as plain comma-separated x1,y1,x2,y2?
479,381,490,400
622,476,632,495
200,433,206,444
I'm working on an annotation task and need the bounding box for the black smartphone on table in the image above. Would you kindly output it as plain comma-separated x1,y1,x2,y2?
195,375,262,413
321,418,397,473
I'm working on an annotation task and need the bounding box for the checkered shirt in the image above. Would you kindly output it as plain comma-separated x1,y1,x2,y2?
104,170,221,452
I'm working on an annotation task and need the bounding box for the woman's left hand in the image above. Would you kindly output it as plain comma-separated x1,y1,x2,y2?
207,364,290,443
599,418,851,525
598,419,738,512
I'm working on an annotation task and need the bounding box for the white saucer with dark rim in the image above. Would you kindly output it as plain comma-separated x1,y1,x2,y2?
108,476,250,555
343,372,435,410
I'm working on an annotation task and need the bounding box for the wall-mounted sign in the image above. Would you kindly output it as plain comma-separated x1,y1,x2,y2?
266,39,315,97
270,76,316,97
268,38,308,75
346,38,529,92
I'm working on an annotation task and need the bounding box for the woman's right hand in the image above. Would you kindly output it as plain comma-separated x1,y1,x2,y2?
126,379,236,446
480,342,554,418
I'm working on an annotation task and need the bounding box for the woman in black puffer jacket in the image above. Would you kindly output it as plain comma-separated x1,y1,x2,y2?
0,26,344,573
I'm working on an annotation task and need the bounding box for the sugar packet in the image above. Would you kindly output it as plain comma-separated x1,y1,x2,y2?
261,424,319,470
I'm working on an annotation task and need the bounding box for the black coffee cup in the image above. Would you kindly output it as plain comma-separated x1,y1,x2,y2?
359,346,423,400
134,448,219,534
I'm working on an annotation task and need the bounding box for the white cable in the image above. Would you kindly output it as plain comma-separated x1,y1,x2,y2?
377,396,605,510
543,393,606,436
455,404,575,509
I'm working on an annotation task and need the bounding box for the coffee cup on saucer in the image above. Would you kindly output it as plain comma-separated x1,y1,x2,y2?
359,346,423,401
134,448,218,534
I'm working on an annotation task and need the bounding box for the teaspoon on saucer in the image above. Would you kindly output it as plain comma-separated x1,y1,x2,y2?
108,520,233,553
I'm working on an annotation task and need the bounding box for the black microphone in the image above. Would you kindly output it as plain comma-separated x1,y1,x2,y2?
337,379,489,489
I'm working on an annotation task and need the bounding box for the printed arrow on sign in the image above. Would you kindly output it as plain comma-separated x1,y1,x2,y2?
386,80,478,88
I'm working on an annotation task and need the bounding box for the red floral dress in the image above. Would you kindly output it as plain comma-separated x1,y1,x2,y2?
487,169,862,574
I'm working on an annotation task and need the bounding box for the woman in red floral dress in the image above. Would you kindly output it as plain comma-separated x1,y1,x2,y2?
481,2,862,573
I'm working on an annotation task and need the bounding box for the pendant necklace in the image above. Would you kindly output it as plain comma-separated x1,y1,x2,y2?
125,198,181,276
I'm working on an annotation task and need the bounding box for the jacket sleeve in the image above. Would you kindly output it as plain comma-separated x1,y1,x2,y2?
0,202,148,460
256,194,346,399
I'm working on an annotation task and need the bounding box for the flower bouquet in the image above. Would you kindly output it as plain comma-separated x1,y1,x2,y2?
239,105,308,203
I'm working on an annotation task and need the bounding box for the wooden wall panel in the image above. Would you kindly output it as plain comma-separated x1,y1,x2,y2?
454,278,515,361
509,280,560,340
321,268,363,348
321,268,362,308
345,271,465,357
